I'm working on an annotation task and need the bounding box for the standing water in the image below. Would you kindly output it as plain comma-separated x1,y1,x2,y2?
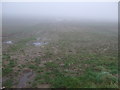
17,70,34,88
33,42,48,46
4,41,13,44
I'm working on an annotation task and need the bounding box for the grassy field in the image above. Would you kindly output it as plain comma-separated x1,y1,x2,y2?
2,20,118,88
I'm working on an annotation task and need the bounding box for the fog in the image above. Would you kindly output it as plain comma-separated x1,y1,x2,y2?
2,2,118,33
2,2,118,88
3,2,117,22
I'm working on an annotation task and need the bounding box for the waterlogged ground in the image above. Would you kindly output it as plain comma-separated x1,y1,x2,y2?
2,22,118,88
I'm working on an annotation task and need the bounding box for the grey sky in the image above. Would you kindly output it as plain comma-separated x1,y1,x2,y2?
2,2,117,22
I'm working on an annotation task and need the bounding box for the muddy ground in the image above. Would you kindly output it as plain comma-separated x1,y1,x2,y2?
2,20,118,88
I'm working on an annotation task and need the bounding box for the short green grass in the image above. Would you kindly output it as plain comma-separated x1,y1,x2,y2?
3,54,17,76
3,24,118,88
9,37,36,52
3,79,13,88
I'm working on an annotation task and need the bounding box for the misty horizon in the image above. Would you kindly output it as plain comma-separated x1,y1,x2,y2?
2,2,118,23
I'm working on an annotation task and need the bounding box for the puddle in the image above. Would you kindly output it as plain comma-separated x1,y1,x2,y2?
4,41,13,44
33,42,48,46
17,69,34,88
